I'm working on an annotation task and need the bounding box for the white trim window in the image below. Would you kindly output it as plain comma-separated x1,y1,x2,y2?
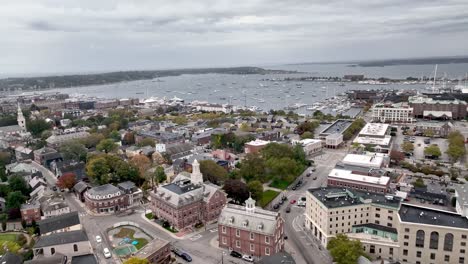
250,232,254,240
265,247,270,256
236,240,241,248
250,243,254,252
222,226,226,234
265,236,270,244
236,229,240,237
222,237,227,244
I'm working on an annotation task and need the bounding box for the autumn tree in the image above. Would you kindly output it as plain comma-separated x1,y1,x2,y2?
57,172,77,190
122,132,135,145
97,138,118,153
130,155,152,179
390,149,405,164
401,141,414,153
137,138,156,147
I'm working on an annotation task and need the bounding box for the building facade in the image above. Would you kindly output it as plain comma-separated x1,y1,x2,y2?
84,184,127,214
21,202,42,224
294,139,323,156
244,139,270,154
134,238,171,264
150,160,227,230
218,197,284,258
371,103,414,123
409,95,467,120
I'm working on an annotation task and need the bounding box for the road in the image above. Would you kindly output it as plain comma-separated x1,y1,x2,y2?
279,149,346,264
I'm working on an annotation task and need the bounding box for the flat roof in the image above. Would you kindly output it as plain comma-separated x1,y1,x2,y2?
353,135,392,146
328,168,390,186
308,187,400,209
359,123,389,137
134,239,170,259
320,119,353,135
299,138,322,145
245,139,270,146
399,203,468,229
342,154,384,168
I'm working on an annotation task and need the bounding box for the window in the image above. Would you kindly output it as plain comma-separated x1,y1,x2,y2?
236,240,240,248
445,255,450,262
460,257,465,264
73,244,78,252
222,226,226,234
430,232,439,249
387,223,392,227
265,247,270,256
403,250,408,256
236,229,240,237
375,214,380,218
461,249,466,254
430,253,435,260
370,245,375,254
222,237,227,244
416,230,425,248
250,244,254,252
265,236,270,244
375,220,380,224
404,242,409,246
404,235,409,239
463,235,467,239
250,233,254,240
462,242,467,246
444,233,454,252
405,228,410,232
51,248,55,255
388,216,393,221
376,208,380,211
389,248,393,255
416,251,421,258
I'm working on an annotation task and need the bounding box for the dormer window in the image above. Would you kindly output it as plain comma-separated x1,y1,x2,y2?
242,220,248,227
257,223,263,230
228,217,234,224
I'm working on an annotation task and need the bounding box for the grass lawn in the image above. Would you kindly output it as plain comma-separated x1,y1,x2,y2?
260,190,280,208
134,238,148,250
269,179,292,190
0,234,18,242
145,213,154,220
164,226,178,233
114,227,136,238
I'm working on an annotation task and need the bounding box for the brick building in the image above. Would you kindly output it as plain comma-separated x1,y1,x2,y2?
409,95,467,120
84,182,142,214
21,202,42,224
218,197,284,258
133,238,171,264
150,160,227,230
244,139,270,154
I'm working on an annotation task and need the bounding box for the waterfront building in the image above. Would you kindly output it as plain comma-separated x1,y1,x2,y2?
409,95,467,120
218,197,284,258
371,103,414,123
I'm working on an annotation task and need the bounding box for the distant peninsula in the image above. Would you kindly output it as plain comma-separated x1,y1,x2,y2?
356,56,468,67
0,67,296,91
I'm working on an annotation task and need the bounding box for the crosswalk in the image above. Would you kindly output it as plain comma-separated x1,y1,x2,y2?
189,234,202,241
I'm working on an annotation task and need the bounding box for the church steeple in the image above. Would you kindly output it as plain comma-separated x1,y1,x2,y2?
191,159,203,185
17,102,26,131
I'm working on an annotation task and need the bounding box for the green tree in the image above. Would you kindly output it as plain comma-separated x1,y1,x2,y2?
247,180,263,201
401,141,414,153
238,153,267,183
123,257,149,264
446,131,466,163
327,234,366,264
0,164,7,182
412,177,426,188
96,139,118,153
424,128,435,137
0,241,21,254
261,143,295,161
266,157,301,182
59,140,88,161
300,131,314,139
109,130,122,142
296,120,320,135
6,191,26,212
199,160,228,185
81,133,105,148
137,138,156,147
26,119,52,137
8,175,30,196
154,166,167,185
424,145,441,158
86,157,110,184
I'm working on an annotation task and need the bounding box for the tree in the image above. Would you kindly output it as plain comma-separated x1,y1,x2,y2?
6,191,26,218
123,257,149,264
401,141,414,153
0,164,7,182
424,145,441,158
137,138,156,147
296,120,320,135
8,175,30,196
0,241,21,254
122,132,135,145
26,119,52,137
266,157,301,182
261,143,295,161
240,123,250,132
130,155,152,179
97,138,118,153
81,133,105,148
247,180,263,201
86,157,110,184
57,172,77,189
238,153,267,183
412,177,426,188
424,128,435,138
154,166,167,186
59,140,88,161
390,149,405,164
327,234,366,264
152,151,165,165
300,131,314,139
0,151,11,165
446,131,466,163
109,130,122,142
199,160,228,185
223,179,249,204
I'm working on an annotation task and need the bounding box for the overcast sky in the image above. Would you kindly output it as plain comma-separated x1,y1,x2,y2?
1,0,468,75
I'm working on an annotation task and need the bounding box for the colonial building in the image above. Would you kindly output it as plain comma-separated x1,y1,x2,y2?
150,159,227,230
83,182,142,214
409,95,467,120
32,230,92,258
38,211,81,235
218,197,284,258
21,201,41,224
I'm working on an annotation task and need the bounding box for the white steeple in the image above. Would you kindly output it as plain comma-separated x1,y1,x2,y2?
245,195,256,214
17,102,26,131
191,159,203,185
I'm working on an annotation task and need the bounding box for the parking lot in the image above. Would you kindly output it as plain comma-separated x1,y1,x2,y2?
393,129,450,162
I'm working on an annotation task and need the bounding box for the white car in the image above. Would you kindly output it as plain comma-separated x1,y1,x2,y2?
103,247,112,258
242,255,254,262
95,235,102,243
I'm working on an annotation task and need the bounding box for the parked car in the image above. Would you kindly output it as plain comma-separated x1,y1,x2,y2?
291,186,297,190
284,235,288,240
95,235,102,243
230,251,242,258
312,176,317,180
424,138,431,144
282,196,287,201
273,204,280,209
311,167,316,172
172,247,192,262
290,200,296,204
242,255,254,262
306,172,311,177
103,248,111,259
285,207,291,213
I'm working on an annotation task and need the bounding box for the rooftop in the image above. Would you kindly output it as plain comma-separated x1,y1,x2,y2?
133,238,170,259
353,135,392,146
320,119,353,135
162,179,202,195
308,187,400,209
87,184,121,196
257,252,296,264
117,181,136,190
399,203,468,229
71,254,98,264
38,211,80,234
409,95,467,105
245,139,270,146
34,230,88,248
342,153,384,169
328,168,390,186
298,138,322,145
359,123,389,137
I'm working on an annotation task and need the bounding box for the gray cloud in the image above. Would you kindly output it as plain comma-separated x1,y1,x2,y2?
1,0,468,75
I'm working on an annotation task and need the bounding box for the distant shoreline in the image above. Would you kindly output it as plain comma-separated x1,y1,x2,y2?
287,56,468,67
